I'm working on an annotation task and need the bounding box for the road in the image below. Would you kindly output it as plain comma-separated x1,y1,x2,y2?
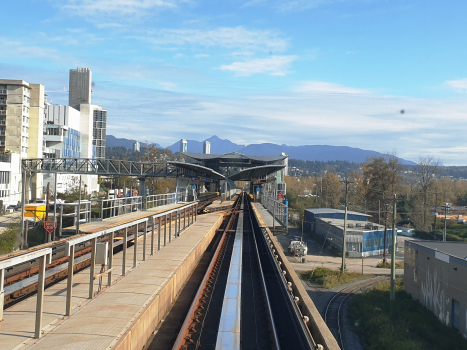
275,226,416,275
0,211,21,234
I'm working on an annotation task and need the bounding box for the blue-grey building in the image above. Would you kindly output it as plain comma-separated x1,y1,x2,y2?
305,208,396,257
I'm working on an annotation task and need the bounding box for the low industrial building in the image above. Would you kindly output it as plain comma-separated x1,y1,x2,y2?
304,208,395,257
404,241,467,338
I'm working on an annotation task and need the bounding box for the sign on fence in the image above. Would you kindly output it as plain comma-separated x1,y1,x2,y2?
44,221,55,234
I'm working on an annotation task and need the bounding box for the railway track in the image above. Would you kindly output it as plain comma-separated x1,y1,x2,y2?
324,276,390,349
173,193,316,350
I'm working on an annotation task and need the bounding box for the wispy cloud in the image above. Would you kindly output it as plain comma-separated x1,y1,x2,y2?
0,36,65,61
445,78,467,92
294,81,369,94
129,27,288,52
242,0,334,12
220,55,297,76
54,0,185,18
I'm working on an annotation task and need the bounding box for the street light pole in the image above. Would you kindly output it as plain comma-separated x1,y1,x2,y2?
341,177,355,273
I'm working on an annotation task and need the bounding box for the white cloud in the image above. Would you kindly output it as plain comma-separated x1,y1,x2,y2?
294,81,370,94
445,78,467,92
0,37,65,61
130,27,288,53
56,0,184,17
220,55,297,76
194,54,210,58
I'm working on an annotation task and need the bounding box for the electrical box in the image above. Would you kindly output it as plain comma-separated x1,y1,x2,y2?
95,242,108,265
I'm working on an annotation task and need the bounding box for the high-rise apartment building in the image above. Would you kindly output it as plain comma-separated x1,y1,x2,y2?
180,139,188,153
0,80,45,201
133,141,140,152
93,107,107,159
69,68,92,110
0,80,32,157
203,141,211,154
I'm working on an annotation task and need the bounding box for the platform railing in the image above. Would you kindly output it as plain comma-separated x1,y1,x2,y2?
0,248,53,339
145,192,182,210
260,192,288,233
1,201,199,340
100,196,142,219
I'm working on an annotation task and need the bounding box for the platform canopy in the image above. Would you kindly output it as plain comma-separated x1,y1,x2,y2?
183,152,287,178
227,164,286,181
168,161,225,181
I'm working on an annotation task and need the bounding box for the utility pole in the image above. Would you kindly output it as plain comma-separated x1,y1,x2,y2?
383,203,389,264
341,177,355,273
390,193,397,304
45,182,50,243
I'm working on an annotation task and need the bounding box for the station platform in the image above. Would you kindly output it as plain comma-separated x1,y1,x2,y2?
64,201,196,235
204,197,237,213
252,202,284,229
0,213,223,350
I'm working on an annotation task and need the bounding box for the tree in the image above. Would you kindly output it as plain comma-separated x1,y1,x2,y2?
415,156,439,230
361,155,403,220
322,172,342,208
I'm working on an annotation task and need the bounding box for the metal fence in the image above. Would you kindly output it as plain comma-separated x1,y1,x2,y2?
260,192,288,232
0,201,198,340
100,196,142,219
145,192,183,210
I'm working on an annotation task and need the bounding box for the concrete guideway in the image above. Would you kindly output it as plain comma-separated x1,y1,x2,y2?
250,202,340,350
0,213,223,350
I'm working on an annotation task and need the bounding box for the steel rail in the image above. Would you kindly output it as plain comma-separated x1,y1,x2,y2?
324,276,390,349
246,197,280,350
172,196,241,350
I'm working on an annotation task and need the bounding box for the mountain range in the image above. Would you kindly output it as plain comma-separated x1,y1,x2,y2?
106,135,416,165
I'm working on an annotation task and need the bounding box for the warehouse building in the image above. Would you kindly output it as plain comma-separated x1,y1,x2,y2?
304,208,395,257
404,241,467,338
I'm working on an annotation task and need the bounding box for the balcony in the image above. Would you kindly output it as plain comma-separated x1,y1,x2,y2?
0,152,11,162
0,131,6,136
0,120,5,125
0,100,6,105
0,89,6,95
0,141,5,147
0,111,6,115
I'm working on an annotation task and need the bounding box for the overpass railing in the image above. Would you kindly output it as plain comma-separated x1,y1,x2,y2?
260,192,288,234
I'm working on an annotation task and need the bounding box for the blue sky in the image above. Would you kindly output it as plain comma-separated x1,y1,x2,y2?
1,0,466,164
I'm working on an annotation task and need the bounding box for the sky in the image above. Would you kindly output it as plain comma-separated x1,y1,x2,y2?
1,0,466,165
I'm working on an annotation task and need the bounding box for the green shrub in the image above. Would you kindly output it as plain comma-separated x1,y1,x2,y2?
0,219,21,254
376,260,404,269
348,280,467,350
302,267,368,289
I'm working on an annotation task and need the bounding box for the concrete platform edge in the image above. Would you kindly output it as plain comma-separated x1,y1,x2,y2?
111,214,224,350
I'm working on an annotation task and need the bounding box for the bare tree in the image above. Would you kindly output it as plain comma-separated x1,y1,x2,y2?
416,156,439,229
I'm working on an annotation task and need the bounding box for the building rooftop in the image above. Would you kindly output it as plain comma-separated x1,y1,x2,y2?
316,217,385,234
305,208,372,217
0,79,30,87
409,241,467,260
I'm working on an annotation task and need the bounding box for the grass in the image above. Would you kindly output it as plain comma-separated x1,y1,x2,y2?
348,279,467,350
301,267,369,289
376,260,404,269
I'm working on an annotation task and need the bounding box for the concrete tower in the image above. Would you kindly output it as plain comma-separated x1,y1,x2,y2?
69,67,92,110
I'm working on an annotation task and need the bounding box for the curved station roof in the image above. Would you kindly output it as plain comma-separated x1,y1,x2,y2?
168,161,225,180
227,164,286,181
182,152,287,182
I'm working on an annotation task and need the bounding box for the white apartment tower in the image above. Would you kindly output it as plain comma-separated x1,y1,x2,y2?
203,140,211,154
133,141,140,152
180,139,187,153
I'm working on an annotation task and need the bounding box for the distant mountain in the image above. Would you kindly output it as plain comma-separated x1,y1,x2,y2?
106,135,161,149
237,143,416,165
167,135,245,154
107,134,416,165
